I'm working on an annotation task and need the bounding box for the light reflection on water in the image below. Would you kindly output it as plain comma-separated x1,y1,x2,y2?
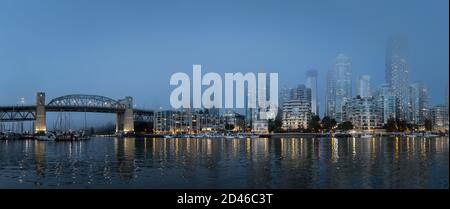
0,137,448,189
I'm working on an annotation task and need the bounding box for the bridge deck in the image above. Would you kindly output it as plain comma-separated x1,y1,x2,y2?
0,105,153,122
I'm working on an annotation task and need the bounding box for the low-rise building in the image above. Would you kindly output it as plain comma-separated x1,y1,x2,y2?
431,104,449,131
281,100,311,130
223,109,245,132
343,96,382,130
153,110,175,134
153,108,224,134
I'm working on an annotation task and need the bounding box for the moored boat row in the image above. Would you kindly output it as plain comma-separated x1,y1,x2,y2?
1,130,91,141
163,133,263,139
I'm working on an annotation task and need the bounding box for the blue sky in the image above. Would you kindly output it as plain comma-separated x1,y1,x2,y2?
0,0,448,120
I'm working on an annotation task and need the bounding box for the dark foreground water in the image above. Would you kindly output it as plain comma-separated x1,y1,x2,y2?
0,137,448,189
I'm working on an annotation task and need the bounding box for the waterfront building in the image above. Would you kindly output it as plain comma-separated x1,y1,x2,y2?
153,110,175,134
408,82,430,126
250,77,279,133
326,53,352,122
223,109,245,132
281,100,312,130
386,36,409,120
343,96,382,130
357,75,371,98
251,106,269,134
374,84,397,124
306,70,319,116
198,108,224,132
171,109,194,133
431,104,449,131
153,108,224,134
252,119,269,134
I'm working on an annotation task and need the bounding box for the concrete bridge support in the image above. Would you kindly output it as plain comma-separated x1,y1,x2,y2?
35,92,46,134
116,96,134,134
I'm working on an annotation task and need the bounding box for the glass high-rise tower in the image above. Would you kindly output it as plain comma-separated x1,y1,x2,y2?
408,82,429,126
306,70,319,116
326,53,352,123
357,75,371,98
386,36,409,120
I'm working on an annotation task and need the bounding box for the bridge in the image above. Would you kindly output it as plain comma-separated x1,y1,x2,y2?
0,92,154,134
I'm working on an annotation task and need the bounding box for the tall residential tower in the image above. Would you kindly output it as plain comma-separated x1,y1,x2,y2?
326,53,352,122
386,37,409,120
306,69,319,116
357,75,371,98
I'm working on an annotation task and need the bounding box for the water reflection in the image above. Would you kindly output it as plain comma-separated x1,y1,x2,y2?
0,137,448,189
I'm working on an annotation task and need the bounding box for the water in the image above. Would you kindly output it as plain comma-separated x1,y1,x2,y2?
0,137,448,189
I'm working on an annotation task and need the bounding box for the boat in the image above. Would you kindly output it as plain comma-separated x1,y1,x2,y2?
424,133,439,138
20,134,36,140
164,134,174,139
2,132,21,140
36,133,56,141
224,134,235,139
54,130,90,141
250,134,259,139
360,134,373,139
196,134,206,138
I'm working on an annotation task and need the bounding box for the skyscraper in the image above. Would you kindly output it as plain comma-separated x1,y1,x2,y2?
290,84,312,102
357,75,371,98
375,84,397,124
408,82,429,126
386,36,409,120
326,53,352,122
279,85,291,107
306,69,319,116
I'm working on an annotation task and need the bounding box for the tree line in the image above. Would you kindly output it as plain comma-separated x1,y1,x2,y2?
269,115,434,133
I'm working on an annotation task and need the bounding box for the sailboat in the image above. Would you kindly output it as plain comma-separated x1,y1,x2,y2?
36,132,56,141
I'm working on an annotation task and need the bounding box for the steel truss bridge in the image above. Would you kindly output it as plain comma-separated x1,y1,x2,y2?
0,93,153,133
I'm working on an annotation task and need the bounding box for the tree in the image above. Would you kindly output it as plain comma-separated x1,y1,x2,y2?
424,119,433,131
406,123,414,132
268,109,283,133
225,124,234,131
338,121,353,132
321,116,336,132
268,117,282,133
395,118,408,132
384,117,397,132
307,115,321,133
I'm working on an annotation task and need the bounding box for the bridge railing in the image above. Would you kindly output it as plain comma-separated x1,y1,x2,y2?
0,105,37,111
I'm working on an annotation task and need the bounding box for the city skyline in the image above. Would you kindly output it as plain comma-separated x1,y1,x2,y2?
0,0,448,193
0,0,448,118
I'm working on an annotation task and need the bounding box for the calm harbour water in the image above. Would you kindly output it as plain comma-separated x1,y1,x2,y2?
0,136,448,189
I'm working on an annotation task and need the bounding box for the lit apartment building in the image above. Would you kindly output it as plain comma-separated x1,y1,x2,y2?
343,96,382,130
281,100,311,130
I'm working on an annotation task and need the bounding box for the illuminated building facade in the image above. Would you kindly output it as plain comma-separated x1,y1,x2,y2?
343,96,382,130
431,104,449,131
281,100,311,130
326,53,352,123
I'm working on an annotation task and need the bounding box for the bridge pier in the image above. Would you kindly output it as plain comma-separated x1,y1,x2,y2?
116,96,134,134
35,92,46,134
